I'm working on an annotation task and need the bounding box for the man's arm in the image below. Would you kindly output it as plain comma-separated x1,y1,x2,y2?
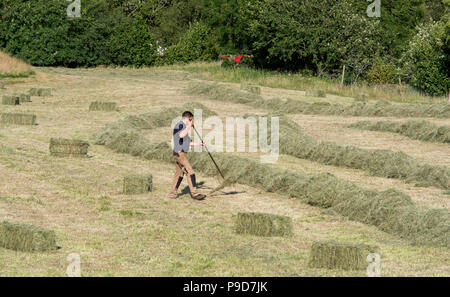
190,141,205,146
179,121,192,139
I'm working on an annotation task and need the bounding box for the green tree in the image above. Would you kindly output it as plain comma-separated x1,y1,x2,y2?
244,0,383,80
0,0,157,67
401,21,450,96
165,21,219,64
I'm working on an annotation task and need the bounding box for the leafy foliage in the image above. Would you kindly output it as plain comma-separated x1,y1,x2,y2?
401,21,450,96
165,21,219,64
366,58,398,85
0,0,157,67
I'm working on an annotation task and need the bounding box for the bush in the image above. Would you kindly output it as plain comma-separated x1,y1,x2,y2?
401,21,450,96
0,0,157,67
238,55,254,68
367,58,398,85
107,17,157,66
221,58,236,68
165,21,219,64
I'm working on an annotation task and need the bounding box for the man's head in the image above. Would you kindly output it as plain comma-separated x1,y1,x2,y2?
182,111,193,124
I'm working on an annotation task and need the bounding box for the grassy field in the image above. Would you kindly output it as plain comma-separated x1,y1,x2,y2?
0,66,448,276
155,62,448,104
0,52,35,78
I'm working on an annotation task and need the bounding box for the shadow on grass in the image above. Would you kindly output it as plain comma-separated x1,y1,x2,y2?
180,181,245,197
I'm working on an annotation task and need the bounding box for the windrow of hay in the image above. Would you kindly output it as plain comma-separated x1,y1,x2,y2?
89,101,118,112
2,94,19,105
305,89,327,98
348,120,450,144
123,174,153,195
92,120,450,247
240,83,261,95
235,212,293,237
49,138,89,157
123,102,217,130
0,221,57,252
29,87,51,96
355,93,369,101
0,113,36,125
309,240,378,270
186,83,450,118
186,83,261,105
261,115,449,190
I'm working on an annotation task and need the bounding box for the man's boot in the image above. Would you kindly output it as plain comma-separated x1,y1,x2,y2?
188,174,206,200
168,176,183,199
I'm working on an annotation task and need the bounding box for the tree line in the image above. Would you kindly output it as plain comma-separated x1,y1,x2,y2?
0,0,448,96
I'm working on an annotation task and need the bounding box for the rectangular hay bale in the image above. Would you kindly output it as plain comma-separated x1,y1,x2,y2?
29,87,52,96
89,101,118,111
306,90,327,98
0,221,57,252
309,240,378,271
123,174,153,195
235,212,293,237
2,94,20,105
18,93,31,103
0,113,37,125
49,138,89,157
240,83,261,95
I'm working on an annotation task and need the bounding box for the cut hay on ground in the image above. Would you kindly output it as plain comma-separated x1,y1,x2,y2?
89,101,118,112
2,95,19,105
309,240,378,270
186,83,260,105
18,93,31,103
240,83,261,95
124,102,216,130
0,113,36,125
348,120,450,144
273,116,450,190
0,221,57,252
49,138,89,157
235,212,293,237
123,174,153,195
355,93,369,101
306,89,327,98
92,118,450,247
29,87,52,96
186,83,450,118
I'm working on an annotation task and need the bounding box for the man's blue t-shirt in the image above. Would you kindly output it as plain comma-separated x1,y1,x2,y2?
173,121,191,152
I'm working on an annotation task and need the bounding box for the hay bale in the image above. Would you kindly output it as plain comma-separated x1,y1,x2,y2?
2,94,19,105
306,90,327,98
18,93,31,103
240,83,261,95
123,174,153,195
309,240,378,270
89,101,118,111
29,87,51,96
235,212,293,237
49,138,89,157
0,113,37,125
0,221,57,252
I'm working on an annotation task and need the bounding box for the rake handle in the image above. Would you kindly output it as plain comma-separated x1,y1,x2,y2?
192,125,225,179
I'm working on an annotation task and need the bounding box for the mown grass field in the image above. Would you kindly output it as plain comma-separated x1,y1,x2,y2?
0,66,448,276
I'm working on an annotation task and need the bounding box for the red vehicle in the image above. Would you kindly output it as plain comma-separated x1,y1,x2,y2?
220,54,252,65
